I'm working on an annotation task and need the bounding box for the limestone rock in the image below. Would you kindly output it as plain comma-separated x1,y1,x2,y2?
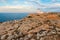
0,13,60,40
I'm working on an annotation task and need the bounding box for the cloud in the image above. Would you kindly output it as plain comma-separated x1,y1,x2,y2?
0,0,38,13
42,3,60,8
28,0,60,8
0,6,37,13
0,0,7,4
12,0,19,5
0,0,60,12
0,0,6,2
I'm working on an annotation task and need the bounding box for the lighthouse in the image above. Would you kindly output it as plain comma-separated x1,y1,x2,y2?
37,8,44,14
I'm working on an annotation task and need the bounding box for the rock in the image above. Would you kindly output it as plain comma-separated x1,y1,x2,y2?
0,12,60,40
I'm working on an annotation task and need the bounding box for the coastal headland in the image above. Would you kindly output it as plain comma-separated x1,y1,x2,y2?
0,12,60,40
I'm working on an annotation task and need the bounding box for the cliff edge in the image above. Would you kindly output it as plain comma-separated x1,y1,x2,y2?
0,13,60,40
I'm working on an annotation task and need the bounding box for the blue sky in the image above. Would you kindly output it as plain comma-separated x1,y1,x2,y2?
0,0,60,13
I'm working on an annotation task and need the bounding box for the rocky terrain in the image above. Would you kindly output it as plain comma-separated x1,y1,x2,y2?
0,12,60,40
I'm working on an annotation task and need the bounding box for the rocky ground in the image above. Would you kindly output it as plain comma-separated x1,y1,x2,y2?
0,12,60,40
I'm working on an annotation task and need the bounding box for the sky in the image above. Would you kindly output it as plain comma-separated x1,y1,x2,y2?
0,0,60,13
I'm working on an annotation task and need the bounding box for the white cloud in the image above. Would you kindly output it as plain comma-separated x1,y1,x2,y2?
42,3,60,8
0,5,37,13
0,0,38,13
0,0,7,3
50,3,60,7
0,0,60,12
30,0,60,9
13,0,19,4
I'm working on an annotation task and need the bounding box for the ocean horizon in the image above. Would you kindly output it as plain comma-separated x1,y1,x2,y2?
0,13,29,22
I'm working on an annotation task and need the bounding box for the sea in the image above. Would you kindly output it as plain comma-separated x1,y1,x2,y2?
0,13,29,22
